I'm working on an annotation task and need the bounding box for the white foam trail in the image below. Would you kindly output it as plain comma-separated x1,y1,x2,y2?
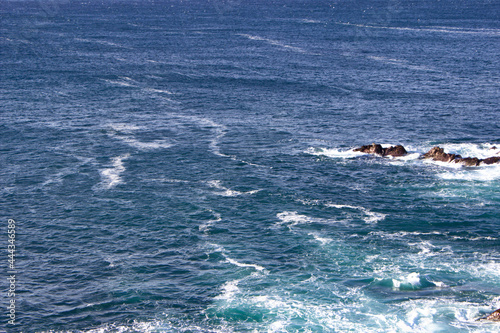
107,123,173,150
144,88,175,95
276,211,315,228
75,37,129,48
225,257,265,272
276,211,343,230
337,22,500,36
174,115,229,158
207,122,228,158
167,114,266,166
306,147,365,159
102,79,135,87
199,211,222,233
207,180,260,197
368,230,446,240
1,37,32,44
120,137,173,150
98,154,130,189
108,122,143,133
324,203,386,224
295,199,386,224
41,156,94,188
151,178,190,184
238,34,307,53
367,55,440,72
207,243,266,273
301,19,322,24
215,279,241,300
450,235,497,241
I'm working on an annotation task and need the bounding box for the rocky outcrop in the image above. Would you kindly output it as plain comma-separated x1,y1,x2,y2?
422,146,500,166
486,309,500,321
422,146,461,163
353,144,500,166
384,145,408,157
482,156,500,165
354,143,407,157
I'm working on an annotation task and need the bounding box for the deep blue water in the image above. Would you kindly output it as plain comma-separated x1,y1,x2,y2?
1,0,500,332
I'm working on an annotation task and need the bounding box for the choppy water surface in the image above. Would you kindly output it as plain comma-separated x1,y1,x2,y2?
1,0,499,332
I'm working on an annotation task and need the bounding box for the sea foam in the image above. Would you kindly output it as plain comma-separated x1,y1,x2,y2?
238,34,307,53
207,180,260,197
97,154,130,189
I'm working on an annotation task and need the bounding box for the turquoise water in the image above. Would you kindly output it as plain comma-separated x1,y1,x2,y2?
1,1,500,332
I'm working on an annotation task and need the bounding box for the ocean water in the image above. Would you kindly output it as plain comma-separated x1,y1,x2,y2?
1,0,500,332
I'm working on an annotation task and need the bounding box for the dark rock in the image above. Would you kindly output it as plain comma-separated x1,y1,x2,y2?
422,147,460,163
354,144,500,165
486,309,500,321
354,143,407,157
456,157,481,167
422,146,500,166
384,145,408,157
482,156,500,165
354,143,384,156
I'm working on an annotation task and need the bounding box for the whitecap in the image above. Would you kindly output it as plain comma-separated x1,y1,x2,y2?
276,211,315,229
391,272,422,290
308,232,333,245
